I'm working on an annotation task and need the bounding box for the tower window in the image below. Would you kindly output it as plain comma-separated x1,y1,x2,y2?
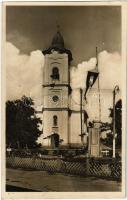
53,115,58,126
51,67,59,80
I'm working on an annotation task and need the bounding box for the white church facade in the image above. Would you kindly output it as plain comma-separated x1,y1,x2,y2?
41,30,88,148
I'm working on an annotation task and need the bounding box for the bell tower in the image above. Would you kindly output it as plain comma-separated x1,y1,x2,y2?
42,30,72,148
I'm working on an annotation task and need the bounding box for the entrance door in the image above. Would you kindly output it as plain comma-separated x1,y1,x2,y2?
51,133,59,148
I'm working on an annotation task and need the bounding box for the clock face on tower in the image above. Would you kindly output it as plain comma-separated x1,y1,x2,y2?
52,95,59,102
47,89,62,108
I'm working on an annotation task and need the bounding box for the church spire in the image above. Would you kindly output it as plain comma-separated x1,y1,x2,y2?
42,26,73,65
51,26,64,49
56,23,60,32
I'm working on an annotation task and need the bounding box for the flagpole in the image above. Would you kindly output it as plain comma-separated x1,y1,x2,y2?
96,47,101,122
80,88,83,144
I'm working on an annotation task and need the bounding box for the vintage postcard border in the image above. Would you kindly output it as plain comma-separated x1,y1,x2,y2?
1,1,127,199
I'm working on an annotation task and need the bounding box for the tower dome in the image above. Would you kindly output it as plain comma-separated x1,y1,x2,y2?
42,29,73,65
51,31,64,49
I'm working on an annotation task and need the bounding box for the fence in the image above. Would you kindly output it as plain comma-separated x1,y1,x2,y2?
6,156,121,180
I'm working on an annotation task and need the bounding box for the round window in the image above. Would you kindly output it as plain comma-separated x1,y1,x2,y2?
52,95,59,102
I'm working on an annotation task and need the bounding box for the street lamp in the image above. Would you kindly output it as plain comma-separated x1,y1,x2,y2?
113,85,120,158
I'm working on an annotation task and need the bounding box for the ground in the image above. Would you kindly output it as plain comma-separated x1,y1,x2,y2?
6,168,121,192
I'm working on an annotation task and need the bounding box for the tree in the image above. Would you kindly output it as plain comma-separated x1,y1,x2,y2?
109,99,122,149
100,99,122,149
6,96,42,148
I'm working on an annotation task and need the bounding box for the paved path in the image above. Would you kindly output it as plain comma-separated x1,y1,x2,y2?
6,168,121,192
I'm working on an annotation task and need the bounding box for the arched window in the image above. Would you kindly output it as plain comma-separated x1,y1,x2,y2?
53,115,58,126
51,67,59,80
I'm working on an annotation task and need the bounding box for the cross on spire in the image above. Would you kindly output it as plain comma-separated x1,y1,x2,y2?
56,21,60,32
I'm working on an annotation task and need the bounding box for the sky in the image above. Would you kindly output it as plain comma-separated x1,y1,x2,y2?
6,6,121,65
6,5,122,122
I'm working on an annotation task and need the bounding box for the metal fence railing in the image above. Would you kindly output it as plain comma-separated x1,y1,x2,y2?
6,156,121,180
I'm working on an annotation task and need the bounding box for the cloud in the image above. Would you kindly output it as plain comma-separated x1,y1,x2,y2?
6,42,121,122
98,50,122,90
70,57,97,89
70,50,122,122
70,50,122,90
6,42,44,106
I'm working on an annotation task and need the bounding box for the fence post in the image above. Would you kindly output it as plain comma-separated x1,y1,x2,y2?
57,158,66,173
11,154,16,168
61,160,66,173
86,157,90,176
32,155,36,169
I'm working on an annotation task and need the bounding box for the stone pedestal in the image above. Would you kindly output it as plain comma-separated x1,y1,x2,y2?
88,121,101,157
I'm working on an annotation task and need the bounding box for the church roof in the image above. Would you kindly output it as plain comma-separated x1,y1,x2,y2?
42,30,73,65
51,31,64,49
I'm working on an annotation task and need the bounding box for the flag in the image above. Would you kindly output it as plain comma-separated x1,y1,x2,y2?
84,68,99,100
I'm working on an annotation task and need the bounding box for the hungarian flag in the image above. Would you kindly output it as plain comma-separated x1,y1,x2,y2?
84,68,99,100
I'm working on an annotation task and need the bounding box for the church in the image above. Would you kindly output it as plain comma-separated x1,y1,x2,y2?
41,30,88,148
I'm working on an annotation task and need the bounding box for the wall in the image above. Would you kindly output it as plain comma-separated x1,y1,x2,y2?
42,111,68,146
